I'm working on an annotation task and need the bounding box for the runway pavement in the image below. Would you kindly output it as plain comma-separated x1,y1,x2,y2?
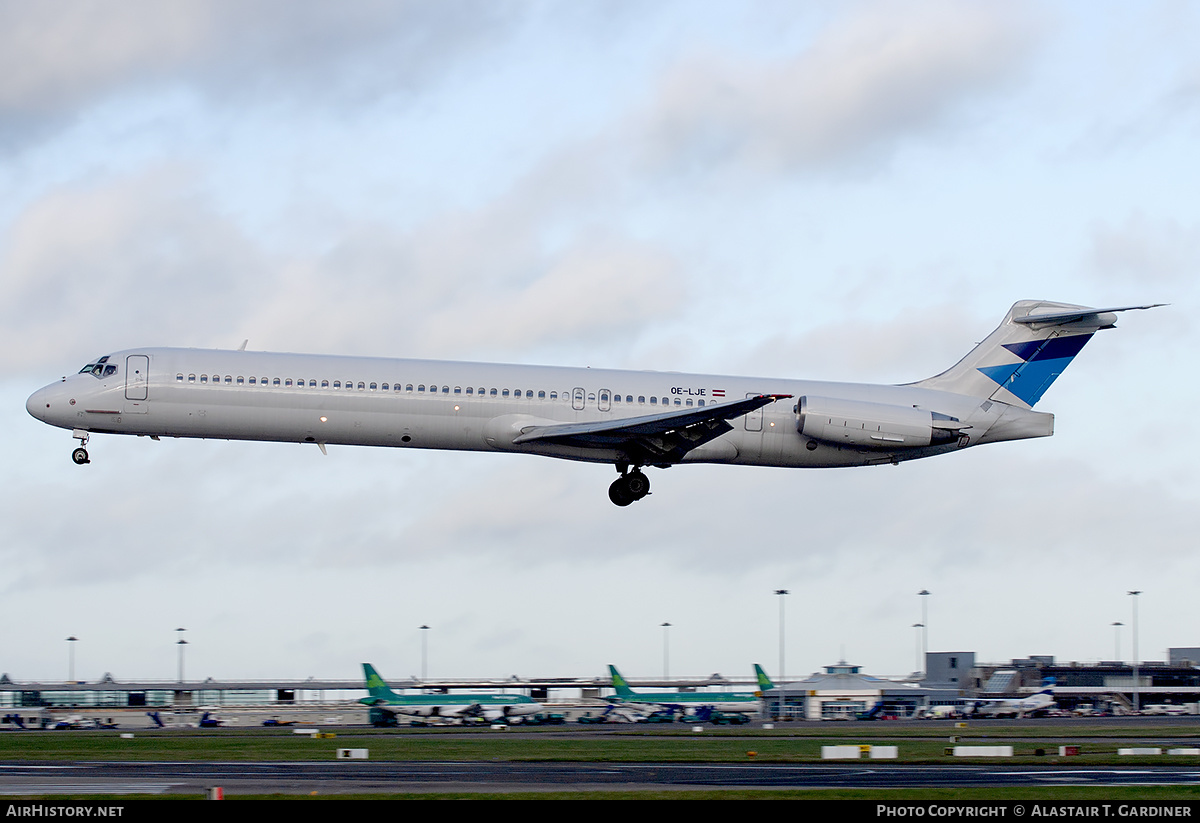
3,760,1200,795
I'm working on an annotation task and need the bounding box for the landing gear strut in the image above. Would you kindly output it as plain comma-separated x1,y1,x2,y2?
608,467,650,507
71,432,90,465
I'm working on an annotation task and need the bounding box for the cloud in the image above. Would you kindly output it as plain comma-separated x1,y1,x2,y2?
0,0,517,148
0,2,1039,377
1085,212,1200,287
0,166,270,364
251,222,681,360
2,156,682,372
639,0,1039,175
722,301,981,383
0,2,211,118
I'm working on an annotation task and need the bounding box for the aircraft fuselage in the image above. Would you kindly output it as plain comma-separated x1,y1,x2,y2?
26,347,1051,472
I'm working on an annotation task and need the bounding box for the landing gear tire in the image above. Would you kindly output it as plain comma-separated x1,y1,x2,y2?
608,470,650,506
71,447,90,465
609,478,634,507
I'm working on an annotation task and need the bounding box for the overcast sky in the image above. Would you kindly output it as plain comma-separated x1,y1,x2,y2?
2,0,1197,690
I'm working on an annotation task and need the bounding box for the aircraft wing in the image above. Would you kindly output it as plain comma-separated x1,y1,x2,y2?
511,394,792,465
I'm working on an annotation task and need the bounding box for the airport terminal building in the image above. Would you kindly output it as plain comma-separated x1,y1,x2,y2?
760,661,959,720
4,648,1199,725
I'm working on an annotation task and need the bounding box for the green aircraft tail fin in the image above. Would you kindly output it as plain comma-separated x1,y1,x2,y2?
754,664,775,691
362,663,402,704
608,664,635,697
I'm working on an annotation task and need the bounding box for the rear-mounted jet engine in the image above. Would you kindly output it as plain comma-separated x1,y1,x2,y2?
797,395,966,449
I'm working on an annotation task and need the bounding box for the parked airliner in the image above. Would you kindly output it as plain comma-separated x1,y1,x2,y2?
967,688,1057,719
606,664,770,717
360,663,541,724
26,301,1158,505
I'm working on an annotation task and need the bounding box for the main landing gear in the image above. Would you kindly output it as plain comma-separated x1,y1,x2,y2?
608,467,650,507
71,432,90,465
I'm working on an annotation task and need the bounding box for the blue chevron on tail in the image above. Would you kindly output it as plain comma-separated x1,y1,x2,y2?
976,333,1094,406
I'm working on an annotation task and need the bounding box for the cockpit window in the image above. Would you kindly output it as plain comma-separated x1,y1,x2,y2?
78,357,117,379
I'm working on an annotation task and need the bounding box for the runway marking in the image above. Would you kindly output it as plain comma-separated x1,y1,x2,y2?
0,783,177,795
992,770,1154,776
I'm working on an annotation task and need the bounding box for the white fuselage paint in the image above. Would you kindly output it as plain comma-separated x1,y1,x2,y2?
27,347,1052,469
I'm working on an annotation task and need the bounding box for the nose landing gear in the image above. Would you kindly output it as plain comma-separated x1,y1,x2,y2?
71,431,90,465
608,467,650,507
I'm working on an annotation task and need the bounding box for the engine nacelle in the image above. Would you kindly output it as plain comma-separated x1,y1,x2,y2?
797,396,964,450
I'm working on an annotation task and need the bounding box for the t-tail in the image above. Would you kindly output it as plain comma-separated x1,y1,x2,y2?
913,301,1163,409
753,664,775,691
608,664,636,698
361,663,404,705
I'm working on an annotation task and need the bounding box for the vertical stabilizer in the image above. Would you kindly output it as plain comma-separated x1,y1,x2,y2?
913,301,1161,408
753,664,775,691
362,663,402,704
608,664,636,698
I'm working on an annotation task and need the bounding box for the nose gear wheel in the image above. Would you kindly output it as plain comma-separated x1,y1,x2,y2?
71,432,91,465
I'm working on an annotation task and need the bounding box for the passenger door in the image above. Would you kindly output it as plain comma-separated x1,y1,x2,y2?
124,354,149,413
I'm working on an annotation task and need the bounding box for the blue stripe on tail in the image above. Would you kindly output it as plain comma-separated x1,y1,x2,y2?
977,334,1093,406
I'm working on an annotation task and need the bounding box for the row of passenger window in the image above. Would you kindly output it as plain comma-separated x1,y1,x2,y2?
174,372,708,408
177,373,571,397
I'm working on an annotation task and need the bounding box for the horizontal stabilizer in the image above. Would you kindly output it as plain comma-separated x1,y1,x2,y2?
1012,303,1166,327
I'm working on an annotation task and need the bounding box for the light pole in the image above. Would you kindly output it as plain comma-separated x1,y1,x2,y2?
918,590,931,677
661,622,672,681
912,624,924,677
1127,591,1141,713
66,636,78,683
1111,621,1124,662
775,589,788,720
175,627,187,684
420,625,430,681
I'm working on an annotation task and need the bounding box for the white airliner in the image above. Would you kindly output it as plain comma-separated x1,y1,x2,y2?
968,688,1057,718
26,300,1158,505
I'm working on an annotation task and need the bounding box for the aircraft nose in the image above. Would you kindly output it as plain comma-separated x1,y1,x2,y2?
27,383,64,424
27,386,49,422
